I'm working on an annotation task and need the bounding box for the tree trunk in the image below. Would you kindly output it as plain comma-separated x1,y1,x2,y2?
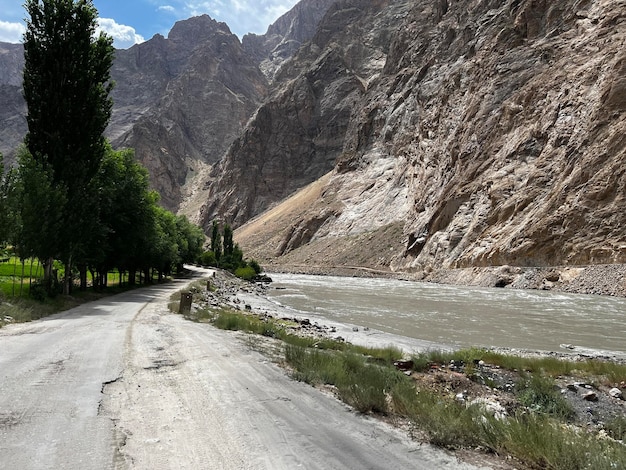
43,257,55,295
63,255,72,296
89,268,97,290
79,264,87,291
19,259,25,297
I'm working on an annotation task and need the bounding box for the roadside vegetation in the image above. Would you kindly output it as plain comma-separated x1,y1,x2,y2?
198,221,264,281
0,0,207,312
176,288,626,470
0,0,263,329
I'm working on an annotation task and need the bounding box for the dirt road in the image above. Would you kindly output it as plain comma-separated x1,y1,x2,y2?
0,269,486,469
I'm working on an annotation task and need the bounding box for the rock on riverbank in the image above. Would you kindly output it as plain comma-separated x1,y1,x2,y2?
264,263,626,298
422,264,626,297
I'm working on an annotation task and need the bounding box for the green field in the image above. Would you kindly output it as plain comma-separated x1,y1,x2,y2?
0,257,123,298
0,257,43,297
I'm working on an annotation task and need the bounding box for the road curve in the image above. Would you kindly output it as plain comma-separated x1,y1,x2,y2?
1,268,487,469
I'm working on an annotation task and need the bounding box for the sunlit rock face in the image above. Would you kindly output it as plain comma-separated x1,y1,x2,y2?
228,0,626,273
375,0,626,269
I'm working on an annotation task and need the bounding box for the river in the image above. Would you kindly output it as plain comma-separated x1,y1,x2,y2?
265,273,626,356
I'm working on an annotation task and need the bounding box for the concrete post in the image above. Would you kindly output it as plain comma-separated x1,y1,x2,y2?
179,292,193,315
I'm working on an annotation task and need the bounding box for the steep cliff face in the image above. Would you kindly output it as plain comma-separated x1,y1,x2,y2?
0,43,26,163
242,0,337,83
235,0,626,272
110,16,269,210
378,0,626,269
201,0,407,227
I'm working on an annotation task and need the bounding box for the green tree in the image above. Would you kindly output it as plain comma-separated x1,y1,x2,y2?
0,153,20,248
17,148,66,291
88,145,205,287
22,0,114,294
219,223,245,271
211,220,222,261
148,206,180,281
175,215,205,270
87,146,156,288
223,223,234,258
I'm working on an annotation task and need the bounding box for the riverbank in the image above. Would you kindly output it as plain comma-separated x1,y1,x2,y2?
263,262,626,298
184,269,626,470
191,265,626,368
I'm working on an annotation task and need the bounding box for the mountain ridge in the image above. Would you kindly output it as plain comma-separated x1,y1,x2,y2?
1,0,625,284
0,0,334,211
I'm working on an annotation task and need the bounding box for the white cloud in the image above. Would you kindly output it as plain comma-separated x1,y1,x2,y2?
97,17,145,49
0,20,25,43
180,0,298,36
158,5,176,13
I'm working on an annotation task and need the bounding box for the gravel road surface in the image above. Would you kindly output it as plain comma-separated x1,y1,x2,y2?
1,268,486,469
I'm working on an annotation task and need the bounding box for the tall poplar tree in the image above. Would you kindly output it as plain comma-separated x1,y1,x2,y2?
22,0,114,293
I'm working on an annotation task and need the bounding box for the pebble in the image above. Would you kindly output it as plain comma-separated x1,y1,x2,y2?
582,391,598,402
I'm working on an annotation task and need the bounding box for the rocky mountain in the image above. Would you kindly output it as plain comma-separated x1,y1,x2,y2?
109,15,269,210
242,0,337,83
200,0,404,226
227,0,626,276
0,0,333,211
0,42,26,163
2,0,625,279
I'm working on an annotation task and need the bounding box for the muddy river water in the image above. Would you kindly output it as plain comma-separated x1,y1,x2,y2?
266,273,626,356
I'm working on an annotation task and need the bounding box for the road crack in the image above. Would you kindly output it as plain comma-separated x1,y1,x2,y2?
98,375,132,468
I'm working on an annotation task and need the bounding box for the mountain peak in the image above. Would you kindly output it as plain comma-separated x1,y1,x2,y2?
168,14,234,43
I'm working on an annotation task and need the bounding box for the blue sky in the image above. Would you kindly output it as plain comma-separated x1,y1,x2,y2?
0,0,300,48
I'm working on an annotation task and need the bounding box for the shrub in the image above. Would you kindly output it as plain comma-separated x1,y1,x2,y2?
516,374,575,420
249,259,262,274
199,250,217,267
29,281,48,301
604,414,626,441
234,265,256,281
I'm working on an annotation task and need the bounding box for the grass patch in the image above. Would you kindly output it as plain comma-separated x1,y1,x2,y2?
172,289,626,470
285,344,406,413
604,414,626,442
516,375,575,420
409,348,626,386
